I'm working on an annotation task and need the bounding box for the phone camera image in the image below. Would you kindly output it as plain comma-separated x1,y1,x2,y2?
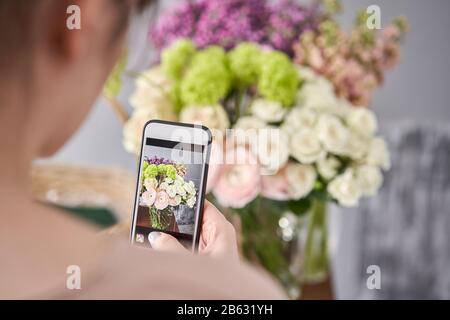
132,135,207,250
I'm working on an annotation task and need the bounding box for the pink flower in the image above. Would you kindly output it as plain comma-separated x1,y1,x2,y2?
206,140,224,193
142,188,157,207
154,191,170,210
261,167,291,201
213,146,261,208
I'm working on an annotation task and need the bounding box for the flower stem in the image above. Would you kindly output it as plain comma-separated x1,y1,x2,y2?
302,199,329,283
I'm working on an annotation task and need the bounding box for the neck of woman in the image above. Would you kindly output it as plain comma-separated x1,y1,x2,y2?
0,90,38,207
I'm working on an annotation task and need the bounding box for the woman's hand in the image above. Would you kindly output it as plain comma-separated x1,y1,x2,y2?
148,201,239,262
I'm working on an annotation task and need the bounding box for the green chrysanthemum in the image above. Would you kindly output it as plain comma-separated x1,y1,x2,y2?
228,42,262,86
143,164,158,179
162,39,196,81
166,166,177,180
258,51,299,107
180,46,231,106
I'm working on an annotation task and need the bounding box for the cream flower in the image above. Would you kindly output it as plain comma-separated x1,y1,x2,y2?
136,67,172,92
317,156,341,180
328,170,362,207
365,137,391,170
144,178,158,191
356,165,383,196
346,108,378,138
251,99,287,123
180,105,230,134
154,191,170,210
168,195,182,207
251,127,289,175
289,128,326,164
123,107,175,155
285,162,317,200
165,185,177,198
130,67,173,111
316,114,350,156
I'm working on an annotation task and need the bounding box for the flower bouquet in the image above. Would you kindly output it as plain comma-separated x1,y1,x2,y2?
104,0,407,297
140,156,197,230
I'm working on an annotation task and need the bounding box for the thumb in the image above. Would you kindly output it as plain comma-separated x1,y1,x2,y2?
148,232,188,254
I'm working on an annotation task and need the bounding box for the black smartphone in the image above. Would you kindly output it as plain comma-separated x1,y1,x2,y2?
130,120,212,252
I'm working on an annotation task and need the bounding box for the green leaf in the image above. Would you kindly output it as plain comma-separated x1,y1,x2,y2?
103,53,127,99
288,197,312,216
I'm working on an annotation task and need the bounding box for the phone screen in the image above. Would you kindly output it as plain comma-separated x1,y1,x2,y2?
131,129,209,250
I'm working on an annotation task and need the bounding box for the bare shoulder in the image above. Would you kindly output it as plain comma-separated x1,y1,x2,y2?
0,202,105,299
0,202,286,300
72,242,287,300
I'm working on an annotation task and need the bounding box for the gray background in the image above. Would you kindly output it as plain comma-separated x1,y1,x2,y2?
47,0,450,298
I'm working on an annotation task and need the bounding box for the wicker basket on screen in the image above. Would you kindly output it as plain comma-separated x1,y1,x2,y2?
31,163,135,235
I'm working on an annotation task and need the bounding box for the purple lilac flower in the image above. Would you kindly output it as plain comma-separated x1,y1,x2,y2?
150,0,320,57
150,1,207,50
266,0,320,56
145,156,174,165
193,0,269,50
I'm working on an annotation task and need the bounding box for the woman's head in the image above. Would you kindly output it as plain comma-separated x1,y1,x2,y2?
0,0,154,157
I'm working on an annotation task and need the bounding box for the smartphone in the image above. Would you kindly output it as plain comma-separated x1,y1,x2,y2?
130,120,212,252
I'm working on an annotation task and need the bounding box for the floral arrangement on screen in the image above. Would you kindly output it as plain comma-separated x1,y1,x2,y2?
140,157,197,229
105,0,408,296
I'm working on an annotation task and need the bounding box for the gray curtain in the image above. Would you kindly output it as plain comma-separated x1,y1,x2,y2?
332,122,450,299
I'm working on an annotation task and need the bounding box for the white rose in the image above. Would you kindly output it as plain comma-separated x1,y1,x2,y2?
289,128,326,164
317,156,340,180
345,130,370,160
316,114,350,156
184,181,196,195
159,182,169,191
356,165,383,196
251,99,287,123
171,195,182,206
176,185,186,196
282,107,317,135
251,127,290,175
123,107,175,154
328,170,362,207
180,105,230,134
165,185,177,198
365,137,391,170
346,108,378,138
297,77,338,112
186,196,197,208
285,162,317,199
